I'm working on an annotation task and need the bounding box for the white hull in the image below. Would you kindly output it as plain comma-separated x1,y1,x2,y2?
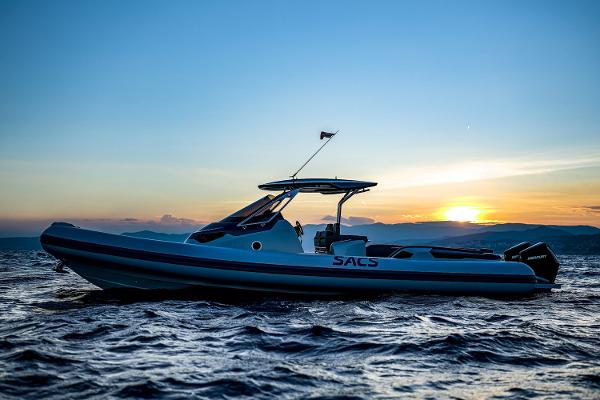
40,224,554,296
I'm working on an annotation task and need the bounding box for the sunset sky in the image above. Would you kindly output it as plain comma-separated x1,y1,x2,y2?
1,0,599,236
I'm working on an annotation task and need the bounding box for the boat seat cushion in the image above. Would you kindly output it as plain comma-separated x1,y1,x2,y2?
366,244,402,257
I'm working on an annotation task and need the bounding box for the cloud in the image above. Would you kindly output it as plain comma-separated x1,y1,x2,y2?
321,215,376,225
576,205,600,214
159,214,197,225
380,155,600,189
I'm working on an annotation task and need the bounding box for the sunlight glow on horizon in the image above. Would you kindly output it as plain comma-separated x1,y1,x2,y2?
443,206,482,223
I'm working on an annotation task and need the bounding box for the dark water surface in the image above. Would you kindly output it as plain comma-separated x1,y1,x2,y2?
1,251,599,399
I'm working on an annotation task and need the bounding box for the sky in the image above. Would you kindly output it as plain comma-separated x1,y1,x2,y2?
1,0,600,236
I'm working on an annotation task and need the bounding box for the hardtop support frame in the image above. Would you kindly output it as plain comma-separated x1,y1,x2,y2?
335,188,369,234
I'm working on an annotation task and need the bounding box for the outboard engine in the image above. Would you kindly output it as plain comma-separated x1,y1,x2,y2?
503,242,531,261
504,242,560,283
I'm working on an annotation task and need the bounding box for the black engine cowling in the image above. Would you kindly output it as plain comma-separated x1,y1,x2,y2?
504,242,560,283
503,241,531,261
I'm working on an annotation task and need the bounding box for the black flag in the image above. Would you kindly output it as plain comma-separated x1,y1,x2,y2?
320,131,336,140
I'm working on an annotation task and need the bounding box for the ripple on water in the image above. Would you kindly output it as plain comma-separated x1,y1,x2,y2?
115,380,165,399
3,348,80,366
62,325,115,340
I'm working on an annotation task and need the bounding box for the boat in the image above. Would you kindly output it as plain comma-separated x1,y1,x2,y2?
40,177,561,296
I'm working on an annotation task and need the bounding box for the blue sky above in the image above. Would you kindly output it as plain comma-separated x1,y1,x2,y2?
1,0,599,234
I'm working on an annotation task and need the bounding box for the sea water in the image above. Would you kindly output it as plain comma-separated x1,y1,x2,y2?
0,251,599,399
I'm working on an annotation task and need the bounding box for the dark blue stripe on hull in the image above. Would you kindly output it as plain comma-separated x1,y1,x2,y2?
66,256,357,294
40,234,536,284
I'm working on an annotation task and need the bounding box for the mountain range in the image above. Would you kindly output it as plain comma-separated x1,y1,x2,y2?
300,222,600,254
1,222,599,255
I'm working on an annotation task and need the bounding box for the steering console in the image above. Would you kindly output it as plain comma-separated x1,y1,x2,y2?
294,220,304,237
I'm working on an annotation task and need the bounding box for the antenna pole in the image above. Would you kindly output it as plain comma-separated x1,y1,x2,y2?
290,130,339,179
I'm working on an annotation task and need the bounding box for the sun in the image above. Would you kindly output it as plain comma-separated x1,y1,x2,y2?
444,206,482,222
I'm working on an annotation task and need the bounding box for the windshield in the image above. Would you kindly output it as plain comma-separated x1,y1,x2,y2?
222,195,275,220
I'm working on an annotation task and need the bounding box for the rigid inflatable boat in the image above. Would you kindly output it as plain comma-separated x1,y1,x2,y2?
40,178,560,296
